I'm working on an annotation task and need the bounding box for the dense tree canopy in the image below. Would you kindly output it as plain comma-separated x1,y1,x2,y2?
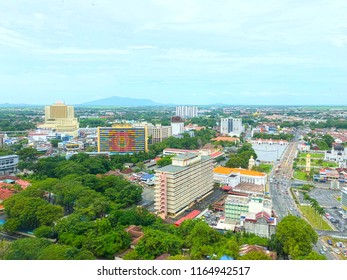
225,143,257,169
4,195,64,232
275,215,318,259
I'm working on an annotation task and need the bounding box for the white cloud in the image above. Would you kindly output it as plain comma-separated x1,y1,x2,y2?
332,35,347,47
39,48,130,55
129,45,157,50
159,48,315,67
0,27,35,49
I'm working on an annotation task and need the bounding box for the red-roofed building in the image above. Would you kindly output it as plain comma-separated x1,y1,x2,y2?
210,151,225,160
125,225,144,249
0,188,15,202
243,211,277,238
15,179,31,189
174,210,201,226
221,185,232,192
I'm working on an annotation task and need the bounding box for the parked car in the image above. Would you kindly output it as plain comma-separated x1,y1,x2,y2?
327,239,333,246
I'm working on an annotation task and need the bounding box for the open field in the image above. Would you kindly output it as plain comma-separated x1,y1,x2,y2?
294,171,307,180
258,163,273,174
298,152,325,159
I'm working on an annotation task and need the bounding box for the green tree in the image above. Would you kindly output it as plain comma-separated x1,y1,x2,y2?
238,251,272,260
157,156,172,167
225,155,248,169
16,147,40,162
4,196,64,231
34,226,57,239
275,215,318,259
84,229,131,259
54,161,88,178
50,139,62,148
0,240,11,260
3,238,52,260
134,229,184,260
38,244,95,260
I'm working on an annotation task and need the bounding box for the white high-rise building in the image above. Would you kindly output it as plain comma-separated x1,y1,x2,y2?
155,153,214,218
171,116,185,136
220,117,243,137
176,106,198,118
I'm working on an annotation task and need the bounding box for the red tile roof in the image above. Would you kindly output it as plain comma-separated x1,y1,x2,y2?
15,179,31,189
174,210,201,226
0,188,15,201
210,151,224,158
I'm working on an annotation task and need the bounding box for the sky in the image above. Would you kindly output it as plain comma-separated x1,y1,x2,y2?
0,0,346,105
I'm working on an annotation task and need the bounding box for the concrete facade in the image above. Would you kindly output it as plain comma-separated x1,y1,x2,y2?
175,106,198,118
0,155,19,175
154,153,214,217
220,118,243,137
38,101,79,137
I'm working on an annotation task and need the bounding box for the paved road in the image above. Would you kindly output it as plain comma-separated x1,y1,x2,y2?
270,141,300,221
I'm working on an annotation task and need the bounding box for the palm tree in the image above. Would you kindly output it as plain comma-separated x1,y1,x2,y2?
303,193,311,202
309,199,319,225
316,206,326,229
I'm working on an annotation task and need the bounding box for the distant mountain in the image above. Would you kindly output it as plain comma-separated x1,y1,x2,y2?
80,96,168,106
205,103,228,106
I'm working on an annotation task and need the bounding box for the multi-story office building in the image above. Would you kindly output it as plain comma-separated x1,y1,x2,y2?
220,117,243,137
224,194,275,238
97,124,148,153
154,153,214,218
0,155,19,175
38,101,79,137
171,116,185,136
224,194,250,220
147,125,172,144
176,106,198,118
132,123,172,144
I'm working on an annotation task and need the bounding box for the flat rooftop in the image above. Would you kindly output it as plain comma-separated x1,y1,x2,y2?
0,155,19,160
234,182,264,194
173,153,199,161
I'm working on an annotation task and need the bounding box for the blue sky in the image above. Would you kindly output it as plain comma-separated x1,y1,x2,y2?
1,0,346,105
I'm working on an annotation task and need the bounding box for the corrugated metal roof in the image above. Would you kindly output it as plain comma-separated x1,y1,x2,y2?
174,210,201,226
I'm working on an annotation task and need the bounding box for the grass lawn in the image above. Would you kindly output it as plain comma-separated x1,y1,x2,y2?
294,171,307,180
296,157,338,168
298,205,333,231
321,161,339,167
298,152,325,159
258,163,273,174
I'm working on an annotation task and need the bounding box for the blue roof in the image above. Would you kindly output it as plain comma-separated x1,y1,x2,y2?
220,255,234,260
141,174,155,180
3,179,15,184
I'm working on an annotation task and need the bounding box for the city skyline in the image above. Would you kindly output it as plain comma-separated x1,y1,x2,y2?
1,1,346,105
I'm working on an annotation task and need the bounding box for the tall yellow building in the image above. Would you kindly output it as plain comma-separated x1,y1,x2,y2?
38,101,79,137
45,102,75,119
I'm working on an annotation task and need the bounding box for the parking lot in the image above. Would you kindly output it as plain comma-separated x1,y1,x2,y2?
309,188,341,208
